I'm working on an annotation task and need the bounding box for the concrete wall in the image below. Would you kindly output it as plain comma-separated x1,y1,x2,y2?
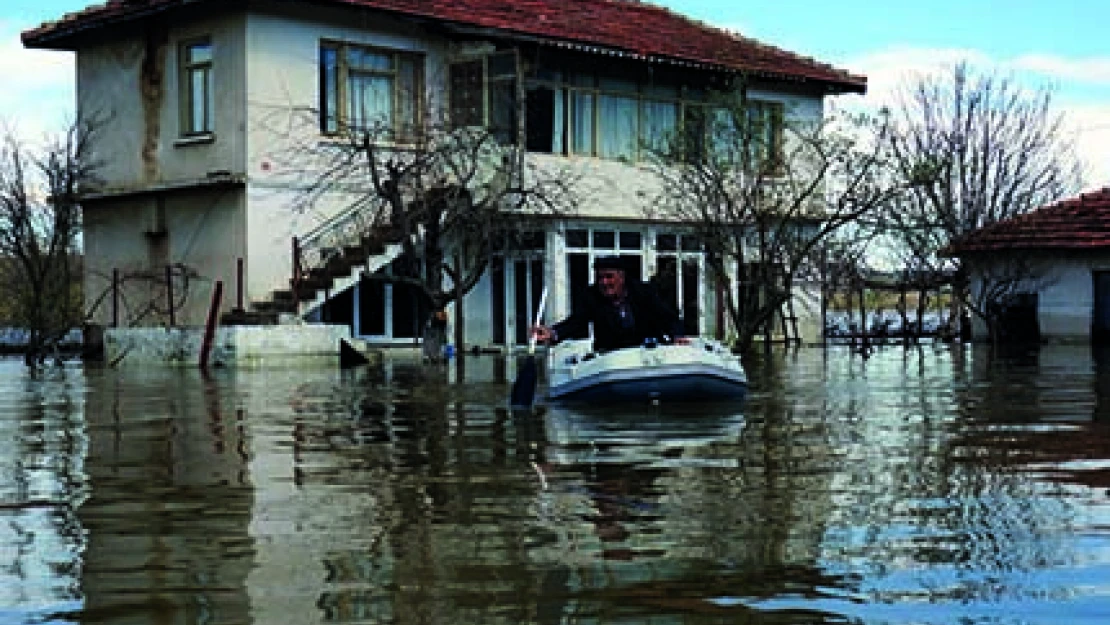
242,7,450,297
83,187,245,327
76,12,248,189
968,251,1109,342
104,324,351,367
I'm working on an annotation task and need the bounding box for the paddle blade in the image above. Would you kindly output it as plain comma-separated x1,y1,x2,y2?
339,338,370,369
510,355,538,408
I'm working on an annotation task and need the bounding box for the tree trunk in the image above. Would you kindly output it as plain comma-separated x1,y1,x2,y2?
422,309,448,363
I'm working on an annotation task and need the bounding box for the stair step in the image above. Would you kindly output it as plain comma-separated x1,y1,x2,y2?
221,309,280,326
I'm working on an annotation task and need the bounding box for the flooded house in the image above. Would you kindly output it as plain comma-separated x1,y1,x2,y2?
23,0,866,361
948,187,1110,343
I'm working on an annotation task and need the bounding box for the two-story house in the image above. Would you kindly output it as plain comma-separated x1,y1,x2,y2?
24,0,865,354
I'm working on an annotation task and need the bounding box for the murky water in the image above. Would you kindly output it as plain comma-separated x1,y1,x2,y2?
2,344,1110,625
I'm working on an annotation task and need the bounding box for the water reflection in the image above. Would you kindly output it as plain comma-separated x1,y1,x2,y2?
2,346,1110,624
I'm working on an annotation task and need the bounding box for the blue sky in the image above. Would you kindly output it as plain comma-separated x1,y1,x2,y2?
4,0,1110,187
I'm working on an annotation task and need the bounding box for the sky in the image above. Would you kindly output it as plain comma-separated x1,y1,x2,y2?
4,0,1110,190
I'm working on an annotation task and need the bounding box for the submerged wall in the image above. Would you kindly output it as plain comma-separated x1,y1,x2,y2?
105,324,352,367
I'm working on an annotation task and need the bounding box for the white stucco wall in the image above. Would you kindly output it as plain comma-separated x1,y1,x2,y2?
968,252,1109,342
83,187,246,327
240,6,451,302
76,13,247,189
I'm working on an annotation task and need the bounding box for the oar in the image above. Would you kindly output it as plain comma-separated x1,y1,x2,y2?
510,286,548,408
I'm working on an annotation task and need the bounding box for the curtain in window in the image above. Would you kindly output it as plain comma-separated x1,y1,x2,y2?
348,73,393,131
571,92,595,155
598,94,637,160
346,48,394,132
641,99,677,157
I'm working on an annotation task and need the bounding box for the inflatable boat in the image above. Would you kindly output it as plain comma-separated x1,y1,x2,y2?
545,337,748,404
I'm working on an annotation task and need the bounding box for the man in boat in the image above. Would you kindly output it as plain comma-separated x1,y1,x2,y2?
532,255,686,351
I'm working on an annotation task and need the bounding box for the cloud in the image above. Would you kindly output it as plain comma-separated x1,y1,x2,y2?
0,21,75,143
1013,54,1110,86
838,46,1110,190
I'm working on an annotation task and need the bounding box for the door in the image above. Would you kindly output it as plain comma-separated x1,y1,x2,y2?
512,259,544,346
354,277,429,343
1093,272,1110,343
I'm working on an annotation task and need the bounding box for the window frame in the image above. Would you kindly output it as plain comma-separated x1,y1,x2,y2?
179,37,214,138
319,40,425,140
522,68,784,169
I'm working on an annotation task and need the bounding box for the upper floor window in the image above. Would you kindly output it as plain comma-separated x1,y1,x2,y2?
180,39,213,136
524,67,784,170
449,51,518,144
320,42,423,139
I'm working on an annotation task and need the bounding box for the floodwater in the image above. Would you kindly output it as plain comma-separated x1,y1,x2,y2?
2,344,1110,625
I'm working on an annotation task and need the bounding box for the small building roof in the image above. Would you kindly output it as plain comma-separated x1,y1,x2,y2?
949,188,1110,255
22,0,866,94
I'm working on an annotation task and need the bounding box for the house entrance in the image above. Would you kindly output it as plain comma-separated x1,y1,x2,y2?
1093,272,1110,343
353,277,429,344
489,257,544,347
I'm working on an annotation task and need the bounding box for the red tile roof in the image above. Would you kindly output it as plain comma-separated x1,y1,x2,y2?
949,188,1110,254
22,0,866,93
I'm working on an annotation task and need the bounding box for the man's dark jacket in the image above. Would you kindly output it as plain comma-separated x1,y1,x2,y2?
552,282,684,351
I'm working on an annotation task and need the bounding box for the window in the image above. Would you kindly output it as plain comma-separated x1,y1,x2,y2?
180,39,213,136
448,51,518,145
320,42,423,139
687,100,784,172
521,63,784,169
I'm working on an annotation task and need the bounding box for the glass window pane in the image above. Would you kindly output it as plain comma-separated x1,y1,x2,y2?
592,230,615,249
489,79,517,145
656,233,677,252
397,55,419,131
568,253,590,310
348,48,392,71
321,47,339,133
571,92,594,155
349,73,393,130
565,229,588,248
187,42,212,65
643,83,678,99
599,76,637,93
680,235,700,252
618,231,641,250
641,99,677,155
598,94,637,160
711,107,741,163
449,59,485,128
204,68,214,131
622,255,642,284
569,72,595,87
488,51,517,78
189,69,210,132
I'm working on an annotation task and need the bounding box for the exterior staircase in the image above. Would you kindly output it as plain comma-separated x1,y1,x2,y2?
222,206,404,326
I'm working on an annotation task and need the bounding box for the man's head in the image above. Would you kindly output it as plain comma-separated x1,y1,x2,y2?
594,256,627,301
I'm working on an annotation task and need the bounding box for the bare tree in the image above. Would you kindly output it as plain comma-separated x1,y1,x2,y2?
0,122,100,367
647,92,898,352
268,107,579,360
883,62,1082,342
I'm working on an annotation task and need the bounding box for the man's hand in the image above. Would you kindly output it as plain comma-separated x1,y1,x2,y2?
532,325,555,343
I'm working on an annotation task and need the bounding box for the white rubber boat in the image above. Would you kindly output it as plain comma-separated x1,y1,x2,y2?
545,337,748,403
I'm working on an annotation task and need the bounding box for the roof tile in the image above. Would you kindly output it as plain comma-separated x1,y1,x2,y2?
949,188,1110,254
22,0,866,92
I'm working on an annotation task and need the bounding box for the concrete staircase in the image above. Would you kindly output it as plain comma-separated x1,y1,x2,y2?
222,223,404,326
